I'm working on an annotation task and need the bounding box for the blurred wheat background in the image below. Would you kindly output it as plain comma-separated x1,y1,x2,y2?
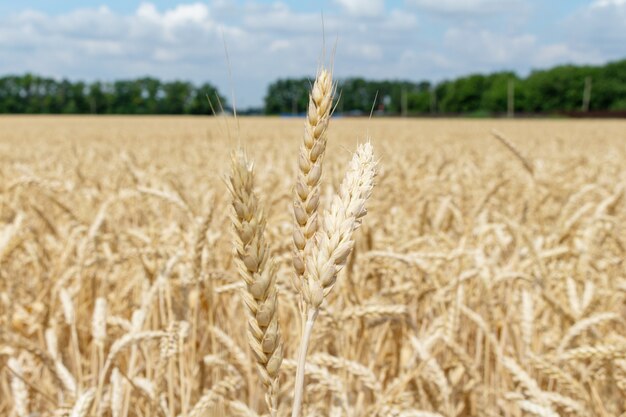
1,116,625,416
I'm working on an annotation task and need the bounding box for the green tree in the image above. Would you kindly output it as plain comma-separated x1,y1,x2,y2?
160,81,193,114
189,82,224,115
264,78,310,114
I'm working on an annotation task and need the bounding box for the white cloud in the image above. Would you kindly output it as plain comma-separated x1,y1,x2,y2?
136,2,211,28
334,0,385,17
0,1,621,107
0,2,422,107
442,27,600,71
444,28,535,65
382,9,418,30
409,0,524,15
269,39,290,52
591,0,626,8
239,3,323,33
562,0,626,60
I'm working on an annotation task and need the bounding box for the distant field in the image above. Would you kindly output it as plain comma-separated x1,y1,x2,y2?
1,116,625,416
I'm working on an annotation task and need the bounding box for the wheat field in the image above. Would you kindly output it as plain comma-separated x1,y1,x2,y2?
1,115,625,417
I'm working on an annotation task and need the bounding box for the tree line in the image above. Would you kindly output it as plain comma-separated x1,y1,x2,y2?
1,58,624,115
0,76,224,114
265,59,626,115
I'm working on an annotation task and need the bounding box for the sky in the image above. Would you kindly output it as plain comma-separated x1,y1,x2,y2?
0,0,625,108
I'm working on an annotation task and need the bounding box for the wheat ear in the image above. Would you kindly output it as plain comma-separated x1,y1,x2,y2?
228,149,283,417
292,142,377,417
8,358,29,417
69,388,96,417
292,68,335,290
303,142,377,308
491,129,534,176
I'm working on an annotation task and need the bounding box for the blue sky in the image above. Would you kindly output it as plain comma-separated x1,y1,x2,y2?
0,0,624,107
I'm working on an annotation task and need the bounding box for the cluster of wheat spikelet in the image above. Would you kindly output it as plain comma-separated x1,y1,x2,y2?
1,85,626,415
227,67,377,416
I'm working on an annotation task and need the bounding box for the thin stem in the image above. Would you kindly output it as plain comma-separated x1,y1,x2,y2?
70,325,83,385
291,307,319,417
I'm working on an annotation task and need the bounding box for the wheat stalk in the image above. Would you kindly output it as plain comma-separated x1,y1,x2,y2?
521,289,534,355
8,358,29,417
527,354,586,400
59,288,75,325
93,297,108,346
210,325,250,377
339,304,407,321
310,352,382,392
189,377,243,417
558,344,626,362
69,388,96,417
292,142,377,417
515,399,559,417
0,213,23,262
556,312,619,353
228,149,283,417
491,129,534,176
302,142,377,308
110,368,123,417
292,67,335,291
